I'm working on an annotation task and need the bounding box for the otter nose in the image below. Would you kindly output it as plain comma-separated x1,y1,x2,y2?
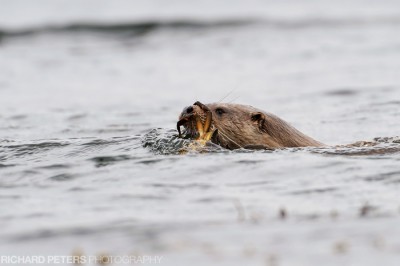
179,105,195,120
185,106,194,114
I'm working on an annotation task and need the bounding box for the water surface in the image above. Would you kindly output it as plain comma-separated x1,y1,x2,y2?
1,0,400,265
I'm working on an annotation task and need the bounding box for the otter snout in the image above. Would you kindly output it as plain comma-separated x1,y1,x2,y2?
177,105,196,137
177,102,213,139
178,105,195,124
179,106,194,119
184,106,194,114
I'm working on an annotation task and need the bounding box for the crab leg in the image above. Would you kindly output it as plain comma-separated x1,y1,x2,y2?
176,119,187,138
193,101,212,133
203,110,212,134
192,101,216,141
203,129,215,141
195,116,205,137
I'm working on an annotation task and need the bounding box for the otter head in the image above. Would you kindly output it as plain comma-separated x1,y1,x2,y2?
177,101,280,149
177,101,324,150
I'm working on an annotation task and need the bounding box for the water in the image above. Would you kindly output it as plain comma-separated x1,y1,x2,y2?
1,0,400,265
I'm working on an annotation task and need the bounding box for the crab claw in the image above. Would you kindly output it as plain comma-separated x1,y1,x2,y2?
193,101,212,133
176,119,186,138
195,115,216,141
203,128,217,141
177,101,216,145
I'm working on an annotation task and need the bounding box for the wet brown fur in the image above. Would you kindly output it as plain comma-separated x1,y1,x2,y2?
186,103,324,150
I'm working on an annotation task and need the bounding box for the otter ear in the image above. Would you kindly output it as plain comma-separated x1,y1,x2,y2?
251,112,265,128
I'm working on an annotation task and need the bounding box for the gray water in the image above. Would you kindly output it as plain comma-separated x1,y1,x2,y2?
1,0,400,265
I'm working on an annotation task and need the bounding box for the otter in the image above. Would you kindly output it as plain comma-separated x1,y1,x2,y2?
177,101,324,150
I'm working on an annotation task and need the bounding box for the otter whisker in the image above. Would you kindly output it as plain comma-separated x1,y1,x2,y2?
218,90,235,103
227,95,241,104
215,126,244,149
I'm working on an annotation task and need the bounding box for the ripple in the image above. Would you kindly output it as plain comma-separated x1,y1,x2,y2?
112,194,169,201
363,171,400,183
142,128,226,155
9,114,27,120
194,197,230,203
142,128,188,155
90,155,133,167
81,136,139,146
142,128,400,157
66,136,140,157
67,113,87,120
326,88,359,96
0,141,69,159
2,16,400,40
49,173,76,181
313,141,400,156
37,164,71,169
68,187,94,192
235,159,264,164
0,163,16,168
0,19,256,40
136,158,165,165
3,142,68,149
0,195,21,199
148,182,212,190
226,180,273,187
290,187,338,195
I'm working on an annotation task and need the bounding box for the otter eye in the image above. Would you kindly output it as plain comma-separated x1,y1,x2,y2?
215,108,225,116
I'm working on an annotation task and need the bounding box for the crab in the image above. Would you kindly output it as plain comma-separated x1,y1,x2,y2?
176,101,217,148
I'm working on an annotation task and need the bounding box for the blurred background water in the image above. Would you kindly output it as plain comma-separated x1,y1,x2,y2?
1,0,400,265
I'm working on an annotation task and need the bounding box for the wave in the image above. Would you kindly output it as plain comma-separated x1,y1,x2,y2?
0,19,255,39
1,16,400,39
142,128,400,156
